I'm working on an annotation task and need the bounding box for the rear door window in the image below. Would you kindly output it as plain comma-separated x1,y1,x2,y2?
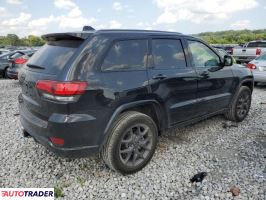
152,39,186,69
101,39,148,71
26,40,82,74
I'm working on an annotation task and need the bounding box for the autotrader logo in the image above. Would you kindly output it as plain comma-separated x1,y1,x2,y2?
0,188,54,199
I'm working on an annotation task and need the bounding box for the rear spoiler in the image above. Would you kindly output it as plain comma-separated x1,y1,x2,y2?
42,32,93,41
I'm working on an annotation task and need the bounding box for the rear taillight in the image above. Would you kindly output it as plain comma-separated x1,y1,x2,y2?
14,57,27,64
247,63,256,70
256,48,262,56
36,80,88,101
50,137,64,146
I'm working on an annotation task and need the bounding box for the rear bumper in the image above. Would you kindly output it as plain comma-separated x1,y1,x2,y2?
19,94,101,158
23,128,99,158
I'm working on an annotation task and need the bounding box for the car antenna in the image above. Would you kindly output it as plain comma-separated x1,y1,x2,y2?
82,26,95,31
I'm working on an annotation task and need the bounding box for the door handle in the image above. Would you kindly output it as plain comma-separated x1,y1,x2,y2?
152,74,167,80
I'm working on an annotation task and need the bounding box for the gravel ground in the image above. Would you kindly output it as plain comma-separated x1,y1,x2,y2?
0,79,265,200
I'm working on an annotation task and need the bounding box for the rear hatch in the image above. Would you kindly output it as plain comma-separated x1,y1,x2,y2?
19,33,87,121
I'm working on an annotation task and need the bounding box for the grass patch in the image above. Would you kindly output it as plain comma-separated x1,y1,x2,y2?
54,185,64,198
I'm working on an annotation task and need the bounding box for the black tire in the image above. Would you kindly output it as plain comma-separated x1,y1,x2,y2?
101,111,158,174
225,86,251,122
3,68,8,79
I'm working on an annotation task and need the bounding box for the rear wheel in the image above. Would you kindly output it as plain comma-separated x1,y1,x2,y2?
101,111,158,174
225,86,251,122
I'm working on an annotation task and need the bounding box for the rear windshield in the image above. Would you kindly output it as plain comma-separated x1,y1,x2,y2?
10,52,25,59
255,54,266,60
26,40,82,74
247,42,266,48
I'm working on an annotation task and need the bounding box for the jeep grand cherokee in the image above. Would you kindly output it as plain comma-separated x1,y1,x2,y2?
18,29,253,174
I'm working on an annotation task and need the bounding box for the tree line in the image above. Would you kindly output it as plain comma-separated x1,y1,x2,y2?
0,34,45,47
195,29,266,44
0,29,265,47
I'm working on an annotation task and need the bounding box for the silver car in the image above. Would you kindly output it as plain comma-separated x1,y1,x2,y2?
248,53,266,84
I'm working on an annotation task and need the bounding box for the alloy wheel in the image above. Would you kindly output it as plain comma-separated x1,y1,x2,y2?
119,124,153,167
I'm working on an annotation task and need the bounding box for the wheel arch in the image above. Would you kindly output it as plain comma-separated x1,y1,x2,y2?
240,78,254,92
100,100,165,149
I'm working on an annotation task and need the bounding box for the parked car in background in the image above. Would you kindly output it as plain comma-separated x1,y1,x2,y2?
7,50,36,79
211,44,236,55
214,48,229,57
214,48,237,64
247,53,266,85
0,48,10,55
233,40,266,63
0,50,17,78
18,29,253,174
223,46,235,55
0,59,10,78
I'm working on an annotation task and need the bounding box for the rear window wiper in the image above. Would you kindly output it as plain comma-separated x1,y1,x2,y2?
27,64,45,69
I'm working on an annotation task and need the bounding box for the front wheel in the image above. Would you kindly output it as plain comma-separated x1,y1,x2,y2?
225,86,252,122
101,111,158,174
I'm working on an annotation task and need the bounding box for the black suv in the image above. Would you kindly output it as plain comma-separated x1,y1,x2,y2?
18,29,253,174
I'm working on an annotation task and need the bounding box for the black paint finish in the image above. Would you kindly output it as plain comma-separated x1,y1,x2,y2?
18,30,253,157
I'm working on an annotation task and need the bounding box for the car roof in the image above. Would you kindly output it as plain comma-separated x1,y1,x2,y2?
96,29,182,35
42,29,189,41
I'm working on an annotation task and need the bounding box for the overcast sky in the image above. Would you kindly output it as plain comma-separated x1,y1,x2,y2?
0,0,265,37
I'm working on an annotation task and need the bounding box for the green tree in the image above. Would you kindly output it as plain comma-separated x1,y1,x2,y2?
27,35,45,46
195,29,266,44
6,34,19,46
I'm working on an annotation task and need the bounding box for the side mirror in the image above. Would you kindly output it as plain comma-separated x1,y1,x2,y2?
223,55,233,66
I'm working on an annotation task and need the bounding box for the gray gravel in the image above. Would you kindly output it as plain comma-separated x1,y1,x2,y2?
0,79,265,200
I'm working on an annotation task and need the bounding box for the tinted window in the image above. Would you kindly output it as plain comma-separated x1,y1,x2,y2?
188,40,220,68
27,40,82,74
101,40,147,71
152,39,186,69
256,53,266,60
247,42,266,48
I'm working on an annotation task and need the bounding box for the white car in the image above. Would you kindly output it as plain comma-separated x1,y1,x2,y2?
247,53,266,85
